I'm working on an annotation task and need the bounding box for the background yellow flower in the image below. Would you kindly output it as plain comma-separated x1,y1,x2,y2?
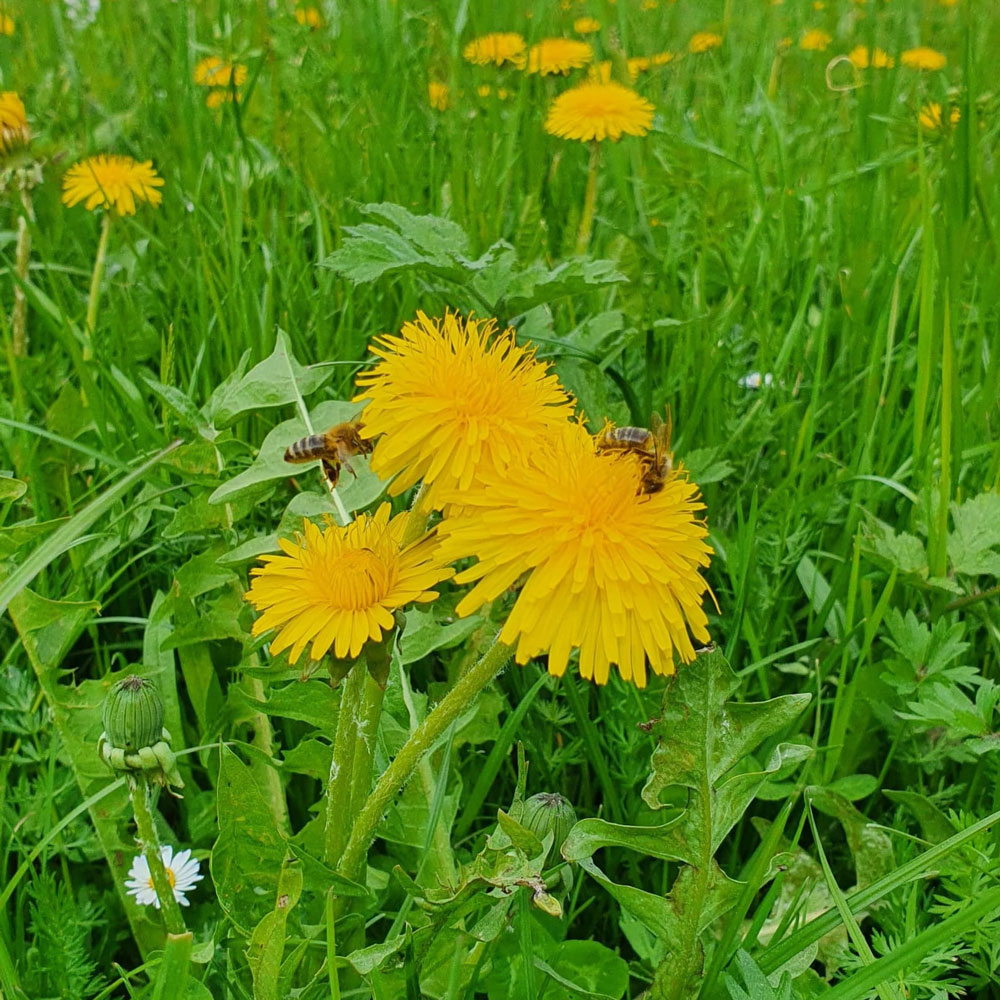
527,38,594,75
462,32,526,68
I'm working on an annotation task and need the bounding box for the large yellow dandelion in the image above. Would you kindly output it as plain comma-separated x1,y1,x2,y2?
901,46,947,70
462,32,527,68
246,504,452,663
0,92,29,156
689,32,723,54
545,81,654,142
437,423,713,686
61,156,164,215
353,312,575,507
848,45,894,69
527,38,594,75
193,56,248,88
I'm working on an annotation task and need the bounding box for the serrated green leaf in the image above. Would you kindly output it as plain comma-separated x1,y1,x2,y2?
948,491,1000,576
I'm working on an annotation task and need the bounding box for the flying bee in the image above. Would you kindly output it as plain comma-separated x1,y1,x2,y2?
284,420,373,493
595,410,673,496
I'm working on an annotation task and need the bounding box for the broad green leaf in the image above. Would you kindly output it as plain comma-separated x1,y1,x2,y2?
725,950,794,1000
400,607,487,665
534,939,630,1000
808,788,895,889
321,222,438,283
0,476,27,502
227,678,339,738
174,549,240,600
142,376,217,441
280,738,332,779
246,858,303,1000
562,816,688,865
883,789,957,845
861,516,928,578
948,491,1000,576
827,774,879,801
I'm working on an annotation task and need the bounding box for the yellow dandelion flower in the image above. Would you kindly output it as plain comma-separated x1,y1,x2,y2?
0,92,29,156
919,101,960,130
574,16,600,33
295,6,322,28
1,14,13,35
627,56,651,81
205,89,241,109
640,0,659,9
651,51,675,66
61,156,164,215
436,423,713,686
527,38,594,75
193,56,248,88
477,84,492,97
246,505,452,664
848,45,894,69
353,312,575,507
462,32,527,68
428,81,450,111
800,29,831,51
545,80,654,142
588,60,613,83
689,32,723,54
901,46,947,70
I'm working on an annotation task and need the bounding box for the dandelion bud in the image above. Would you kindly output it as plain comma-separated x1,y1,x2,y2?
521,793,577,861
0,92,30,159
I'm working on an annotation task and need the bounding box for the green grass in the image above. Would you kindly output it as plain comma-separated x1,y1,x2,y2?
2,0,1000,997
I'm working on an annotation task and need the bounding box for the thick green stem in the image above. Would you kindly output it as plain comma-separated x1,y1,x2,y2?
128,780,186,936
243,671,290,834
325,661,366,865
152,932,192,1000
336,638,513,882
12,188,33,358
574,141,601,256
83,211,111,361
349,672,387,820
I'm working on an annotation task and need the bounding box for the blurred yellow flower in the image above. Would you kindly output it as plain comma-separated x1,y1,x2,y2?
193,56,248,88
527,38,594,75
246,505,452,664
436,423,714,687
848,45,894,69
428,81,450,111
651,51,675,66
689,32,723,54
61,155,164,215
462,32,526,68
919,101,960,130
295,6,322,28
1,14,13,35
205,89,241,109
353,312,574,507
800,29,831,51
901,46,947,70
545,80,654,141
574,16,600,33
641,0,659,9
588,60,612,83
627,56,651,80
0,92,29,156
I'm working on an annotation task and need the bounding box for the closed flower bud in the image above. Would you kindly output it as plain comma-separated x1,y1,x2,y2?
103,675,164,751
521,793,577,861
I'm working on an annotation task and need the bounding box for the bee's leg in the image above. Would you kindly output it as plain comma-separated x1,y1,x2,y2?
321,459,342,492
340,458,359,479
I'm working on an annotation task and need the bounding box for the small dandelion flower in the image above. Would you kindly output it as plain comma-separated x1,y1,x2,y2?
353,312,575,506
901,46,947,70
799,29,831,52
848,45,894,69
125,846,202,908
588,60,613,83
627,56,651,81
295,6,322,28
640,0,659,10
651,51,674,66
0,14,13,35
574,16,601,34
919,101,960,130
246,504,453,663
437,423,714,687
205,89,241,109
193,56,248,88
477,84,492,98
527,38,594,75
545,80,654,142
428,81,450,111
689,32,723,54
0,92,30,156
462,32,526,68
61,155,164,215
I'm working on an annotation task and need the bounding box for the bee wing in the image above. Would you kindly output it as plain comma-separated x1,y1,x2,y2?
650,408,672,451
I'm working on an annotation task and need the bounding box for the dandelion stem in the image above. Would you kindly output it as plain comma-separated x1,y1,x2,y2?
574,141,601,256
128,780,187,936
336,637,513,883
84,211,112,361
349,672,386,820
12,187,34,358
324,660,367,866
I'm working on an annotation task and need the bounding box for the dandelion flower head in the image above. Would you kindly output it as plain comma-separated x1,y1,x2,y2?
462,32,527,68
295,6,322,28
193,56,248,88
246,504,452,664
574,17,601,34
527,38,594,75
61,155,164,215
428,81,450,111
0,14,12,35
125,846,202,908
800,29,831,51
848,45,894,69
353,312,575,507
689,32,723,54
437,423,713,687
0,92,29,156
545,81,654,142
901,46,947,70
919,101,960,130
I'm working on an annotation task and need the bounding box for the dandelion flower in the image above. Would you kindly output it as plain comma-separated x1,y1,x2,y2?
901,46,946,71
799,29,831,51
437,423,713,686
61,155,164,215
919,101,960,130
0,92,29,156
205,89,241,109
627,56,651,81
689,32,723,54
574,16,601,34
295,6,322,28
428,81,450,111
545,81,654,142
193,56,248,88
246,504,452,663
125,846,202,908
651,51,674,66
0,14,13,35
462,32,526,68
353,312,574,506
848,45,894,69
527,38,594,75
588,60,613,83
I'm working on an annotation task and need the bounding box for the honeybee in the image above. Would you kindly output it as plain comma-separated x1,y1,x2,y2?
595,410,673,495
284,420,373,492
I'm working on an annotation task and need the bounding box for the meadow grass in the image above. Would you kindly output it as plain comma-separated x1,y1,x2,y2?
1,0,1000,997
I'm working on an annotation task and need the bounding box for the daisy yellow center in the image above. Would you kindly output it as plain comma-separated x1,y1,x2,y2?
149,867,176,889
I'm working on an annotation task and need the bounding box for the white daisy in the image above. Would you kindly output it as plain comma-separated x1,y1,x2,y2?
124,845,203,908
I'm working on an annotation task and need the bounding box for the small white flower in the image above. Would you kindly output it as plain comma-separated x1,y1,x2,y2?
737,371,774,389
125,845,203,908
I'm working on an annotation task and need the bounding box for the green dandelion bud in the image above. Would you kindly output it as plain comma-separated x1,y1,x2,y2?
521,792,577,862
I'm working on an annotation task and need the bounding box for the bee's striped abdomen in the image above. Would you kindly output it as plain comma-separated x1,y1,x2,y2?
284,435,327,463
